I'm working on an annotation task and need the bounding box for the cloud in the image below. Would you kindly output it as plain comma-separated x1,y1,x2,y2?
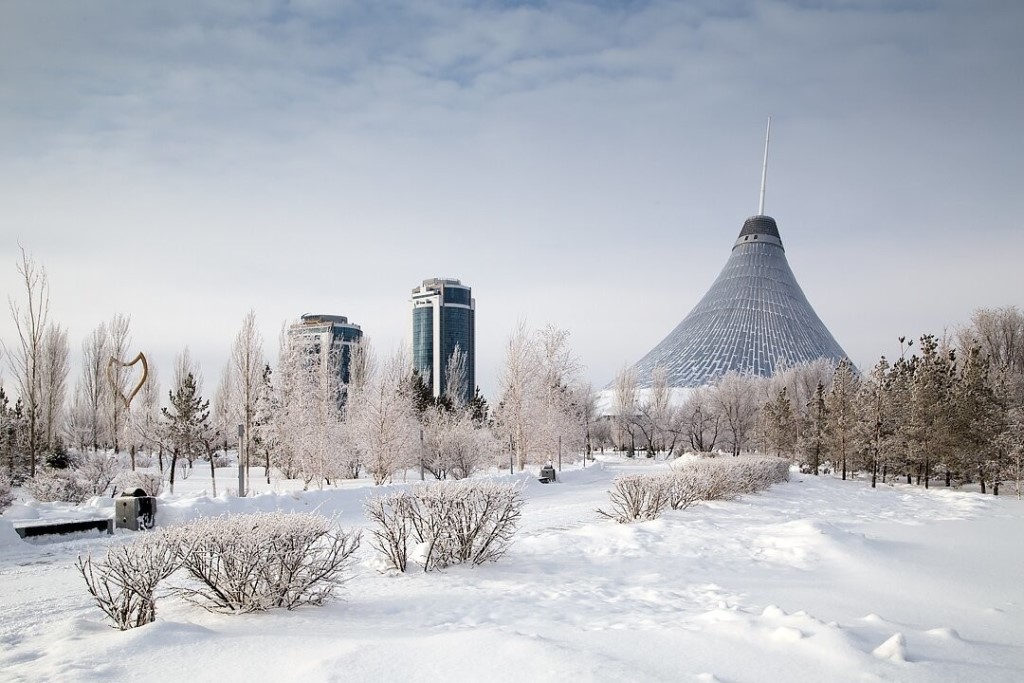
1,0,1022,396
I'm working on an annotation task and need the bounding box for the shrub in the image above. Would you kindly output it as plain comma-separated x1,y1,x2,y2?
24,470,90,503
597,473,669,523
173,512,361,613
0,472,14,511
365,480,524,573
365,491,415,572
75,453,125,497
112,470,164,497
601,456,792,524
77,529,182,630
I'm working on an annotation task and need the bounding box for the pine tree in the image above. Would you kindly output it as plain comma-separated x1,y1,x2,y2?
162,372,210,494
762,387,796,457
469,386,490,426
953,344,1002,492
801,383,828,475
853,356,893,488
825,358,859,480
908,335,955,488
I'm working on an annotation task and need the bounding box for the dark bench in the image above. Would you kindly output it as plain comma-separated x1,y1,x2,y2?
13,518,114,539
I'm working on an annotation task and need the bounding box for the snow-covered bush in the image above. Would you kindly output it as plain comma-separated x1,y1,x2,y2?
602,457,792,524
174,512,361,613
598,474,669,523
365,480,524,573
76,529,182,630
24,470,90,503
75,452,125,496
0,472,14,511
112,470,164,497
365,491,415,572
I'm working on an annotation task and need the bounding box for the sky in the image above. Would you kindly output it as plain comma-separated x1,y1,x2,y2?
1,0,1022,401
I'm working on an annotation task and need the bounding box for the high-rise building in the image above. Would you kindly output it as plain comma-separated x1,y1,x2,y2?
627,121,849,388
411,278,475,403
287,313,363,384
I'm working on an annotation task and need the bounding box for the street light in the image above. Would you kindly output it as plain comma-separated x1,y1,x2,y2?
237,424,245,497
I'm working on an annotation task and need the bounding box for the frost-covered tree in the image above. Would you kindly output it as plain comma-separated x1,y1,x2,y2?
800,382,828,474
852,357,894,487
494,321,545,470
612,364,638,454
271,328,348,488
133,362,163,472
104,314,132,454
825,358,859,480
680,386,720,453
761,386,797,458
39,324,70,457
79,322,109,451
951,343,1003,492
907,335,955,488
4,248,50,476
209,363,237,496
230,310,264,481
346,346,418,485
712,372,761,456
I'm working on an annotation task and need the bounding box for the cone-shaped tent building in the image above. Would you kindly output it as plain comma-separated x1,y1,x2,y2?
629,212,849,388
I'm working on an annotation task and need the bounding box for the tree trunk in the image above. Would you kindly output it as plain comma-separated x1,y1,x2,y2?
924,457,929,489
130,445,136,471
841,452,847,481
209,449,217,497
169,449,179,495
945,470,951,487
871,460,877,488
993,481,1000,496
979,464,986,494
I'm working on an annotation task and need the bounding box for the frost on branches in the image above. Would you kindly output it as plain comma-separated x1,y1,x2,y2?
173,512,361,613
77,529,181,630
365,480,524,572
599,456,790,524
77,512,362,627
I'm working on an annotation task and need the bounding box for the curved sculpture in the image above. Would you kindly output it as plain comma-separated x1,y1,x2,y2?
107,352,149,409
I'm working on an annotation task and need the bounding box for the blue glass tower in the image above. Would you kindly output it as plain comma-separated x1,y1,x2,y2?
411,278,475,403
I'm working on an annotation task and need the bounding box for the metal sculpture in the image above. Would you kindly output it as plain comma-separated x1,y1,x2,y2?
107,352,149,409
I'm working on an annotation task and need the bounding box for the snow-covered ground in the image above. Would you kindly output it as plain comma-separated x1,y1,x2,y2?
2,458,1022,683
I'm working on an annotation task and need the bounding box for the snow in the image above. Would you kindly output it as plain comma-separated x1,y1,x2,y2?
2,458,1023,682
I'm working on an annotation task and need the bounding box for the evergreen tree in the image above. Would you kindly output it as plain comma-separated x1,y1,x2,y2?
825,358,859,480
908,335,956,488
853,357,894,488
801,383,828,475
762,387,796,457
162,372,211,494
953,344,1002,492
469,386,490,426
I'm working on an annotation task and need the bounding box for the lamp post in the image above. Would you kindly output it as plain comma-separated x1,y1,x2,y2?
237,424,245,497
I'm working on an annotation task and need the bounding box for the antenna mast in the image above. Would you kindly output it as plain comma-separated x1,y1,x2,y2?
758,116,771,215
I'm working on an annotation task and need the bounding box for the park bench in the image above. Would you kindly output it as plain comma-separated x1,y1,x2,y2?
13,517,114,539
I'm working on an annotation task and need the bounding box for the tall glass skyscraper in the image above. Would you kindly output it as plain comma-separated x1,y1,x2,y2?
411,278,475,403
287,313,363,385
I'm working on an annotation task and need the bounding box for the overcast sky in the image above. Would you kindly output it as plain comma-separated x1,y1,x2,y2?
2,0,1022,400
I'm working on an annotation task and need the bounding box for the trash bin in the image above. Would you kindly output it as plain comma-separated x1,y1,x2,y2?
539,464,557,484
115,488,158,530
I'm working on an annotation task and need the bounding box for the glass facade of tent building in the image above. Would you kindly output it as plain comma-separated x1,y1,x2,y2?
626,215,849,389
